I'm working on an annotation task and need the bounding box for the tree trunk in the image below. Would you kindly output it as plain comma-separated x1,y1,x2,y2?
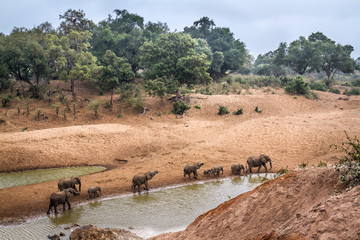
110,87,114,110
71,79,76,101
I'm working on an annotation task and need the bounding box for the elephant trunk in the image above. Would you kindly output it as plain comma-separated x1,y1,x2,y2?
78,182,81,192
269,160,272,170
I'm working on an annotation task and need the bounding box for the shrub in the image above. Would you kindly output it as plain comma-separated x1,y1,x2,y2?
194,105,201,109
352,78,360,87
285,76,311,97
218,105,229,115
310,81,327,91
299,163,308,168
88,100,100,118
52,102,61,116
255,106,262,113
318,161,327,167
329,87,340,94
344,88,360,96
334,132,360,189
233,108,243,115
1,94,12,107
277,166,288,175
172,101,191,115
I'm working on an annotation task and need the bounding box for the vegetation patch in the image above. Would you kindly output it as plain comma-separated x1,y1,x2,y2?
218,105,230,115
172,101,191,115
233,108,243,115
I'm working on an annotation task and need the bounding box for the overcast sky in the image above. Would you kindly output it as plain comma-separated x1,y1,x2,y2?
1,0,359,58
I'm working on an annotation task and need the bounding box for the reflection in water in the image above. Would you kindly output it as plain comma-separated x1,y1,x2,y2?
0,173,275,239
0,166,106,189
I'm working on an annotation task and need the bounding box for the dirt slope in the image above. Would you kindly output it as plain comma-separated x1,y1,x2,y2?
152,168,360,240
0,85,360,239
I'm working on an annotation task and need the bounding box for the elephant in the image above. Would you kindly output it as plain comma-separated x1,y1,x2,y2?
203,169,212,177
58,176,81,192
211,166,224,176
132,171,159,193
231,164,246,176
246,154,272,173
47,188,79,214
184,162,204,179
87,186,101,199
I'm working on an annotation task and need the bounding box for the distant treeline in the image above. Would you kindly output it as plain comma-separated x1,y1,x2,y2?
0,9,359,101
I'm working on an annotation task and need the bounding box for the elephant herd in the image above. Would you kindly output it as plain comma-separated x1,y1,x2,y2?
46,154,272,214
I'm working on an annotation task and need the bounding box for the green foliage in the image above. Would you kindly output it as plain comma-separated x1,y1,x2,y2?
118,83,144,112
318,161,327,167
172,101,191,115
52,102,61,115
310,81,327,91
255,106,262,113
285,76,312,98
334,132,360,189
276,166,288,175
352,79,360,87
194,105,201,109
218,105,229,115
344,88,360,96
233,108,243,115
21,126,28,132
1,94,12,107
329,87,340,94
299,163,308,168
88,100,100,118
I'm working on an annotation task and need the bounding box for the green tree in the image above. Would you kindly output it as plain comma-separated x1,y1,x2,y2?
58,9,95,35
140,33,211,97
46,30,98,101
98,50,135,107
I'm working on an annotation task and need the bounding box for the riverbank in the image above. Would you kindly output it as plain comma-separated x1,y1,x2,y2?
0,89,360,234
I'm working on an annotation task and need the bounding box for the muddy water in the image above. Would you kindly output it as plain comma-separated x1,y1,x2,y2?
0,166,106,189
0,173,275,239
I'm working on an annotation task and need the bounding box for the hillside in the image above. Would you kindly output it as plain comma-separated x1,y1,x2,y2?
0,83,360,239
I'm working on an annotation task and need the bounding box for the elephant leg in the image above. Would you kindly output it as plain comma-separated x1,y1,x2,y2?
145,181,149,191
66,199,71,210
194,170,198,179
257,165,262,173
54,205,58,214
47,202,52,214
264,164,268,172
63,203,66,212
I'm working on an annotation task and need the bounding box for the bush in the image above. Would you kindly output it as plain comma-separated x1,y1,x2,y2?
318,161,327,167
310,81,327,91
1,94,12,107
233,108,243,115
299,163,308,168
334,132,360,189
88,100,100,118
329,87,340,94
276,166,288,175
172,101,191,115
285,76,311,96
344,88,360,96
218,105,230,115
194,105,201,109
352,78,360,87
255,106,262,113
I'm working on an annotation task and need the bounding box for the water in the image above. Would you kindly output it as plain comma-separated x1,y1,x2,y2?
0,173,275,239
0,166,106,189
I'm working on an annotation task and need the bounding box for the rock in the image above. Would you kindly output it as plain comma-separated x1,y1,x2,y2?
47,234,60,240
69,225,143,240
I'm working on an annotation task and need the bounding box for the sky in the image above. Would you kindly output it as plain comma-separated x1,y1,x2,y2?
0,0,359,59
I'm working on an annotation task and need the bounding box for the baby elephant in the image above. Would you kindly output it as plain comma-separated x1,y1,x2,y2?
203,169,212,177
87,186,101,199
47,188,79,214
132,170,159,193
231,164,246,176
211,166,224,176
184,162,204,179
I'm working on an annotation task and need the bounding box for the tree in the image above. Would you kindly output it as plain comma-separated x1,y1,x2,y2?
286,36,322,75
58,9,95,35
98,50,135,107
140,33,211,98
184,17,248,79
46,30,98,101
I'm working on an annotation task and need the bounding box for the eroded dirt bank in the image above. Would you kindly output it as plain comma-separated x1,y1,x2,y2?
152,168,360,240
